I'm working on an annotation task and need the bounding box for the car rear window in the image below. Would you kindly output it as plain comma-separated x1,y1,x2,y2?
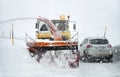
90,39,108,44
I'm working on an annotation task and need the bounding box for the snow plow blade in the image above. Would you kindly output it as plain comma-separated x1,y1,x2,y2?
27,41,78,52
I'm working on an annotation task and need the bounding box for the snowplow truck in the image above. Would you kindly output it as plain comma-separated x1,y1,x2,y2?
26,16,79,67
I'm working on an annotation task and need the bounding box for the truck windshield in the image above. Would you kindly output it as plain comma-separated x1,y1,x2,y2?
52,20,68,31
90,39,108,44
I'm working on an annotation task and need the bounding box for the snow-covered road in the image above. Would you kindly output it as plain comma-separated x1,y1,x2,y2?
0,39,120,77
79,62,120,77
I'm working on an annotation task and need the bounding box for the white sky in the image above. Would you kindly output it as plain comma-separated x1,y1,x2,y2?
0,0,120,46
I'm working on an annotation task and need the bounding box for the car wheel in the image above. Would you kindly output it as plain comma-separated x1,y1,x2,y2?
108,55,113,62
108,58,113,62
83,50,88,62
108,57,113,62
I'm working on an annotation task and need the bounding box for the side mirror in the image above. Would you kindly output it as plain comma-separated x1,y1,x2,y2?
35,23,39,29
73,24,76,30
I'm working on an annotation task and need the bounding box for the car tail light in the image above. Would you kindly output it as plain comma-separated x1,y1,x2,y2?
86,44,92,48
107,44,112,48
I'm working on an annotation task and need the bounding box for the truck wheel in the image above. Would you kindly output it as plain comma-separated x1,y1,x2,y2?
29,52,35,57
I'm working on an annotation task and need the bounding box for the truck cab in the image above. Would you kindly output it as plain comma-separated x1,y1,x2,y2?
35,16,76,40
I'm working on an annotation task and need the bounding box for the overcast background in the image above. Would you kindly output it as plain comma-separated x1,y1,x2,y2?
0,0,120,46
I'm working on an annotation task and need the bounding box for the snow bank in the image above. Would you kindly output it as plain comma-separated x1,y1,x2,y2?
0,38,79,77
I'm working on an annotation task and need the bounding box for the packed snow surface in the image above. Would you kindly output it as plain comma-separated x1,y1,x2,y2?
0,38,120,77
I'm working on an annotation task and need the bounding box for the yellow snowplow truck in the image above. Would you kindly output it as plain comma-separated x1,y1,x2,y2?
35,16,76,40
